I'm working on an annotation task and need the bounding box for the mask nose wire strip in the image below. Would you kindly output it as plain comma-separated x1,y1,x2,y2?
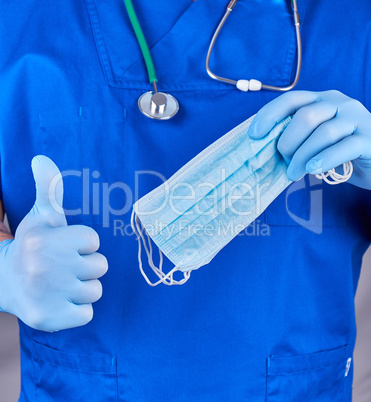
316,161,353,185
130,209,191,286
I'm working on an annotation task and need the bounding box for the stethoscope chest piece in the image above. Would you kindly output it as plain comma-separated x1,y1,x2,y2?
138,91,179,120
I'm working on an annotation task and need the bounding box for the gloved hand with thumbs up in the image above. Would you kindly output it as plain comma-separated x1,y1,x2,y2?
0,155,108,332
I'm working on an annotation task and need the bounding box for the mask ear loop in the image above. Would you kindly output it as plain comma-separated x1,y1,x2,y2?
316,161,353,185
130,210,191,286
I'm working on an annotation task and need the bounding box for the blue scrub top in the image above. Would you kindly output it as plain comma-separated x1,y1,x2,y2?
1,0,371,400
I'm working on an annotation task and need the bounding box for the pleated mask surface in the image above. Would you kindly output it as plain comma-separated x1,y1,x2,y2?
131,115,293,286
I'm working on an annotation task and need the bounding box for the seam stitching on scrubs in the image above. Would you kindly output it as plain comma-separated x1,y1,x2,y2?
282,20,297,82
84,0,308,91
284,0,307,82
117,2,196,81
84,0,114,84
267,361,347,376
109,82,298,91
31,340,118,375
79,108,83,177
114,356,119,402
122,107,128,199
110,82,237,91
265,358,268,402
267,344,349,376
32,357,117,375
31,354,38,401
86,0,197,86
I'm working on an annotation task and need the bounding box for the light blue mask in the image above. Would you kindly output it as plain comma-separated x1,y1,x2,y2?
131,115,293,286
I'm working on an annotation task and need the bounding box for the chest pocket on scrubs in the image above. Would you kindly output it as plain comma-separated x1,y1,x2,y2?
31,340,118,402
264,175,346,230
84,0,307,90
84,0,195,87
39,106,127,226
266,344,352,401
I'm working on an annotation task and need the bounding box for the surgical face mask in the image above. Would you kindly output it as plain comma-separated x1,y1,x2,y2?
131,115,293,286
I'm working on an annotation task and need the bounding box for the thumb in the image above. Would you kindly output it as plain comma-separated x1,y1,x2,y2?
31,155,67,226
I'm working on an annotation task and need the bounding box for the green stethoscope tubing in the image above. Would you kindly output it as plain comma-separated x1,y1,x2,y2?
124,0,180,120
123,0,157,85
124,0,302,120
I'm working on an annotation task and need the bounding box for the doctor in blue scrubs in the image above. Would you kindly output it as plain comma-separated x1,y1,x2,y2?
0,0,371,400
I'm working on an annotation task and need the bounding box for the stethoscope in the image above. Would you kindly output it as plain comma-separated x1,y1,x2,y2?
124,0,302,120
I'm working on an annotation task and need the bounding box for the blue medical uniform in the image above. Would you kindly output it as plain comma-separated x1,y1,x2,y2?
1,0,371,400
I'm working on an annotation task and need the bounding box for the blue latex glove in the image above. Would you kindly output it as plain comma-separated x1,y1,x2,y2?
0,156,108,332
248,90,371,190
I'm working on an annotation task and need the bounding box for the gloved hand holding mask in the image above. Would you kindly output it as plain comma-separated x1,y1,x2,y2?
132,115,294,286
248,90,371,189
0,156,108,332
132,91,365,286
